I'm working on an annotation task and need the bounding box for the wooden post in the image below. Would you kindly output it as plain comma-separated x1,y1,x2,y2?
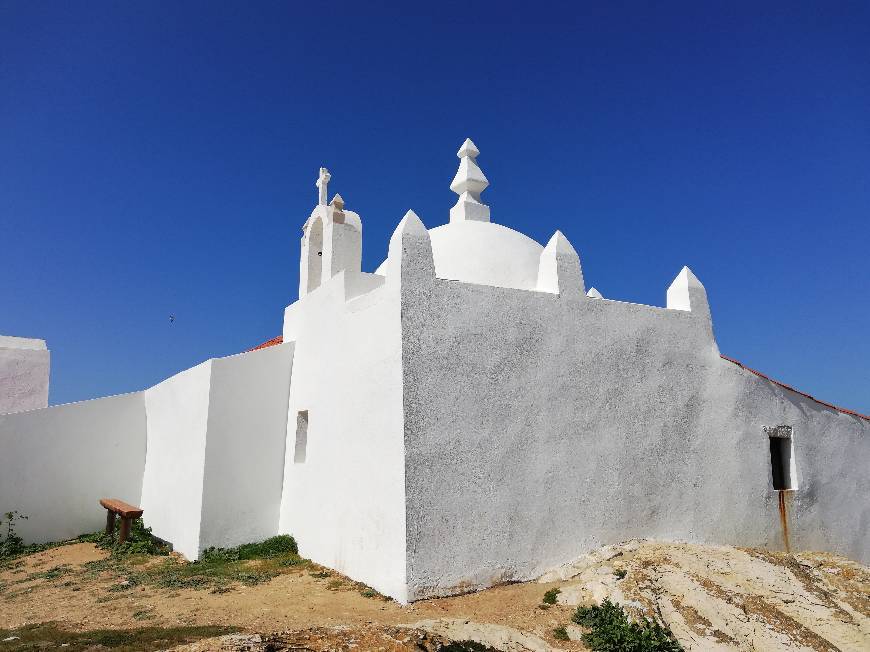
119,517,132,544
105,510,116,537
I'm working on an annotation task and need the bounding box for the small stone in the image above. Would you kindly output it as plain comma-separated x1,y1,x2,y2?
566,625,585,641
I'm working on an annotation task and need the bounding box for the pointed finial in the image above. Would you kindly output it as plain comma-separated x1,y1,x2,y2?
450,139,488,198
667,266,708,313
537,230,585,296
457,138,480,159
330,193,344,210
666,265,718,354
316,167,331,206
547,230,578,256
587,287,603,299
387,209,435,289
392,209,428,238
449,138,490,223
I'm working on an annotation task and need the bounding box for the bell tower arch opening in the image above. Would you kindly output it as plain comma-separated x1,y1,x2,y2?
298,166,363,299
306,217,324,293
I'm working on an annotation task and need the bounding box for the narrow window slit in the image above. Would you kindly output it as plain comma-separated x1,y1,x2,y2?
764,425,797,491
294,410,308,464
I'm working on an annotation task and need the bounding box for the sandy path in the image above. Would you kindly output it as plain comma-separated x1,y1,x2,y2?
4,540,868,651
0,543,583,650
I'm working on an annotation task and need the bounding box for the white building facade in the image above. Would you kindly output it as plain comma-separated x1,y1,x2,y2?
1,140,867,603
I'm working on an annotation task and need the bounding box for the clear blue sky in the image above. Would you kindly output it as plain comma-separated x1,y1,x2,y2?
1,1,868,413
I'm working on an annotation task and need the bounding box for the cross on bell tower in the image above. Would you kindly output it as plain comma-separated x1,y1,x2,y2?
316,167,331,206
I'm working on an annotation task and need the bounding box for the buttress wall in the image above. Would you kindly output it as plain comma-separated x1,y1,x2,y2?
141,344,294,560
278,268,406,601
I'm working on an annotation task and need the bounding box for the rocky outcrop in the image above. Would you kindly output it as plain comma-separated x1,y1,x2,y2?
540,540,870,651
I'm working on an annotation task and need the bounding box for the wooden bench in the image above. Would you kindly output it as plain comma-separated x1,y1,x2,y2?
99,498,144,544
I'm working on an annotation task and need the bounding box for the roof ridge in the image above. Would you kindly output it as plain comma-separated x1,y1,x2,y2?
248,335,283,352
720,354,869,421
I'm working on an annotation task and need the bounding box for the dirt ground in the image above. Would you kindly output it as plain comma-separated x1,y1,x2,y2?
0,543,580,650
2,541,868,651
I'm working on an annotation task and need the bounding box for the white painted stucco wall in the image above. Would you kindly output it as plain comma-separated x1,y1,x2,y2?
0,335,50,414
279,269,407,601
399,273,869,599
141,344,295,559
198,342,294,551
0,392,146,543
1,340,295,559
140,361,212,559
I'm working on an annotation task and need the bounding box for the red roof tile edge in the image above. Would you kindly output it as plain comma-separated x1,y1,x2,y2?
249,335,283,351
720,354,869,421
245,336,867,422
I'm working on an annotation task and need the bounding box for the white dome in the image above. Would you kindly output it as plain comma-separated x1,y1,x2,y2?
376,221,544,291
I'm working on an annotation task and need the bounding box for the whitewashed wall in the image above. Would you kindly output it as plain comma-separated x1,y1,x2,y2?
198,343,294,551
0,392,146,543
141,344,295,560
0,336,50,414
279,270,407,601
400,277,870,599
0,337,295,560
140,361,212,559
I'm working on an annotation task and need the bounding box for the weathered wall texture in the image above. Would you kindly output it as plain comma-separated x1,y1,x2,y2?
400,277,869,600
0,392,146,543
279,269,407,601
0,335,50,414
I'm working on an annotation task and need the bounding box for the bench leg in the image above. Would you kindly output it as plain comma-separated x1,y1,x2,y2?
119,517,131,544
105,510,116,537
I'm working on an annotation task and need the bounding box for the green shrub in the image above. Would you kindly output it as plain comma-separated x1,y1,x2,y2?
572,599,683,652
133,535,302,592
0,511,29,559
0,622,239,651
27,565,71,581
441,642,499,652
614,569,627,580
542,587,561,604
78,518,168,556
2,511,170,562
200,535,297,562
132,609,155,621
0,511,63,561
553,625,570,641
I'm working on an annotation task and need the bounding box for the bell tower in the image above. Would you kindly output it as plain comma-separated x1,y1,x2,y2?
299,167,363,298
